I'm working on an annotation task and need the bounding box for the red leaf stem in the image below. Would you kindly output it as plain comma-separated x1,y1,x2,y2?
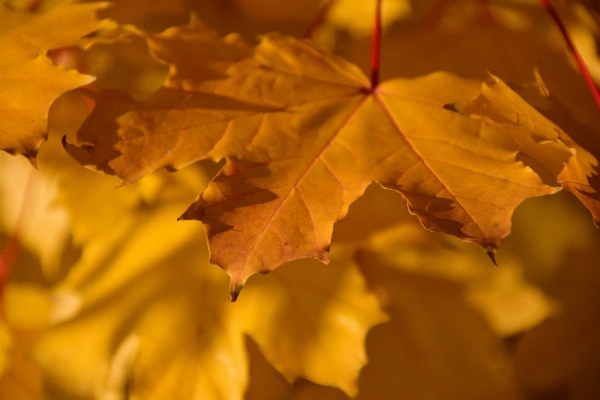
370,0,382,88
541,0,600,110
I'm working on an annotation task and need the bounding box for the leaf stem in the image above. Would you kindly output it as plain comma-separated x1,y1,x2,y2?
370,0,382,89
541,0,600,110
304,0,338,39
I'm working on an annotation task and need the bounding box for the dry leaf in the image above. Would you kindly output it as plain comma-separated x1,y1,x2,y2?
65,21,577,295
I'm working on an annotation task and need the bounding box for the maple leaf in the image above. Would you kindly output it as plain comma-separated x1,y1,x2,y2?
4,2,600,399
65,20,581,297
0,1,108,163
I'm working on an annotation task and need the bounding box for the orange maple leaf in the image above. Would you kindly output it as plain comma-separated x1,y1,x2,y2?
65,20,587,298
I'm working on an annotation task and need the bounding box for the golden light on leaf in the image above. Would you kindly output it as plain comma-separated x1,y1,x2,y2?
0,1,599,399
64,22,590,296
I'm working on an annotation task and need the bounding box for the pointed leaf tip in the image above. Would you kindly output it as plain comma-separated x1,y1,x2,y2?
486,247,498,266
229,283,243,302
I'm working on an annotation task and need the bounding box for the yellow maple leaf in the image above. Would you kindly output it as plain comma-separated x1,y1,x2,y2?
0,1,109,163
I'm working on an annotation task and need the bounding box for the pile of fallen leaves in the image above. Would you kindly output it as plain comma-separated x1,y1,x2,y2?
1,0,599,399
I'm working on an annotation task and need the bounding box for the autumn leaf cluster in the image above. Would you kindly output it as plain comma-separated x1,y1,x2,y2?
1,0,600,399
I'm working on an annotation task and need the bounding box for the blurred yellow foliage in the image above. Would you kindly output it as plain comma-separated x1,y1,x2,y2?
1,0,600,399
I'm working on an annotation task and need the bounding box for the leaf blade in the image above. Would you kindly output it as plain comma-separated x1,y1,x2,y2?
67,24,578,291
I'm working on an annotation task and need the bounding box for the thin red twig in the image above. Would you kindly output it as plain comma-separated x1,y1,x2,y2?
371,0,382,88
541,0,600,110
304,0,338,39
